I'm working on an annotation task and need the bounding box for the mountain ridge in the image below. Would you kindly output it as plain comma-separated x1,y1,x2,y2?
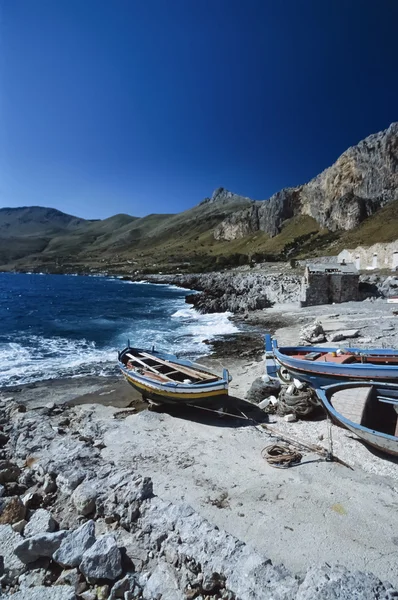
1,122,398,273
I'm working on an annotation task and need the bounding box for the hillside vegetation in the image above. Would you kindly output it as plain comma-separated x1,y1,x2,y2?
2,121,398,274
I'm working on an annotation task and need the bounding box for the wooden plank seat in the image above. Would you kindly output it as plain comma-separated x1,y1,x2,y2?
139,352,217,381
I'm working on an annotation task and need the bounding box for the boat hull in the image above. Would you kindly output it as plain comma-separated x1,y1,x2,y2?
316,382,398,457
118,346,229,406
266,336,398,387
122,368,228,405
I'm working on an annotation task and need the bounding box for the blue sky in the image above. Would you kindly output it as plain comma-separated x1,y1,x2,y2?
1,0,397,219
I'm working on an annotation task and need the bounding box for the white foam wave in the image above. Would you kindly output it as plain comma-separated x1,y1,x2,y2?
170,307,237,355
0,335,117,387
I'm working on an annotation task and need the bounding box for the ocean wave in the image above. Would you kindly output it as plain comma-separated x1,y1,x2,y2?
170,307,237,355
0,335,117,387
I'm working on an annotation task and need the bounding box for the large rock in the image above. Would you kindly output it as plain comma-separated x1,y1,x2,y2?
109,574,140,599
299,319,326,344
24,508,57,537
329,329,360,342
0,524,25,583
56,468,86,495
0,495,26,524
297,564,397,600
0,460,21,484
53,520,96,568
8,585,76,600
15,530,68,563
79,535,122,582
72,482,97,516
144,562,184,600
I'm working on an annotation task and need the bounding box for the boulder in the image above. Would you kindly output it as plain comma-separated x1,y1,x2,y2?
24,508,57,537
0,459,20,484
0,495,26,524
297,564,397,600
109,574,139,599
55,567,82,591
328,329,360,342
12,519,27,534
56,468,86,495
0,524,25,583
80,535,122,582
15,530,68,564
72,482,97,516
246,376,281,404
8,585,76,600
53,520,96,568
299,320,326,344
144,562,184,600
42,473,57,494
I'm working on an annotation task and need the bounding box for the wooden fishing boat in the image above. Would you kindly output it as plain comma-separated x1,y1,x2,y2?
316,381,398,457
118,346,230,406
265,334,398,387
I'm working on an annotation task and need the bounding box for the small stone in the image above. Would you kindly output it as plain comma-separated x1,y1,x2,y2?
14,530,68,564
24,509,57,537
72,482,97,516
0,496,26,525
109,574,137,599
53,520,95,568
45,402,56,411
42,474,57,494
81,591,97,600
96,583,110,599
12,519,27,534
0,484,4,497
93,439,106,449
22,492,42,509
0,432,9,447
80,535,122,582
0,460,20,484
55,567,81,590
18,567,47,588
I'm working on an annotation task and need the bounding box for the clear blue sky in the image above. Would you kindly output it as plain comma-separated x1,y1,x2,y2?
0,0,397,219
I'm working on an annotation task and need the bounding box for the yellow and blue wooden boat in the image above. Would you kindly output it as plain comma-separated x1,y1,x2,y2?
118,345,230,406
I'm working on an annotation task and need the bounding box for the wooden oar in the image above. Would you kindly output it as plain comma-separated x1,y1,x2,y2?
139,352,216,381
125,353,174,382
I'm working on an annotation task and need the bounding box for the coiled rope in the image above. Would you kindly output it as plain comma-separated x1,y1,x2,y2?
261,443,302,469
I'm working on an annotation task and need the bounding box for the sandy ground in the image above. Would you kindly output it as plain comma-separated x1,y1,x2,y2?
3,298,398,586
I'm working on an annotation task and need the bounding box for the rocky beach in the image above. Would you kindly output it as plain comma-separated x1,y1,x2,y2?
2,294,398,599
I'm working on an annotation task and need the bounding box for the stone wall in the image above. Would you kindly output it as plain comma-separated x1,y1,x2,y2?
301,272,359,306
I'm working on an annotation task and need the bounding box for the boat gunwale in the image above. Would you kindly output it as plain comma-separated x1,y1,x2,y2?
316,381,398,443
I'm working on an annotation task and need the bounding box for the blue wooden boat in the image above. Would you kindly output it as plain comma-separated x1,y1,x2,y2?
316,381,398,457
118,346,230,406
265,334,398,387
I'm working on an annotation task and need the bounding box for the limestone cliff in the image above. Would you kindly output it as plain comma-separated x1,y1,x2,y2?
214,122,398,240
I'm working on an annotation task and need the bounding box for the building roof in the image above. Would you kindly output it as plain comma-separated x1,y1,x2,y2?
306,262,358,275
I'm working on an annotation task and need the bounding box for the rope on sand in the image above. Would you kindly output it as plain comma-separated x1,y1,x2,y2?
261,443,302,469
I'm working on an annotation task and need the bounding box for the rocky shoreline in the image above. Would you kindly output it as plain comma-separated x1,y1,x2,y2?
1,387,397,599
133,269,398,314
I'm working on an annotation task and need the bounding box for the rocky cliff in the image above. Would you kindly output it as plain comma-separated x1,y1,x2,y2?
215,122,398,240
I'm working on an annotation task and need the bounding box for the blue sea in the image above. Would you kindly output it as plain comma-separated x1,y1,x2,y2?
0,273,237,387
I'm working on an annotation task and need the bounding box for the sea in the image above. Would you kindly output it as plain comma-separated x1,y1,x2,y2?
0,273,237,388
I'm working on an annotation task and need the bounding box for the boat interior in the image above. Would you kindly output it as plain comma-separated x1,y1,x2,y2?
122,349,221,385
332,384,398,436
288,350,398,366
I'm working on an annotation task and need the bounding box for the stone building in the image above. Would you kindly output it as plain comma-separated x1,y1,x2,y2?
300,262,359,306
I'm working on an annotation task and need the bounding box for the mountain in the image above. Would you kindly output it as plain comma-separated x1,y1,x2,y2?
2,123,398,274
214,122,398,240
